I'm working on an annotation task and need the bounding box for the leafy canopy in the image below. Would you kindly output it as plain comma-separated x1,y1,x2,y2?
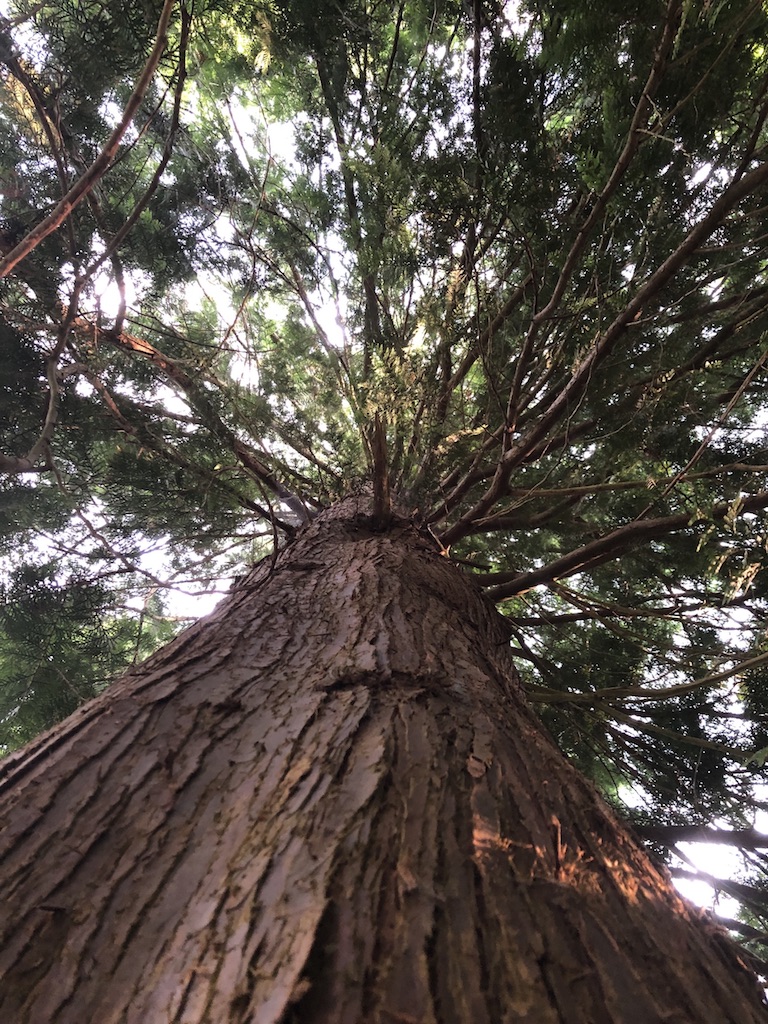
3,0,768,966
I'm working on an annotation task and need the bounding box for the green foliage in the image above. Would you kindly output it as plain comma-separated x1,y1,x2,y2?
0,563,175,754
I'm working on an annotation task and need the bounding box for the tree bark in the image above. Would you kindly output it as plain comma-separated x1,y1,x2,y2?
0,495,765,1023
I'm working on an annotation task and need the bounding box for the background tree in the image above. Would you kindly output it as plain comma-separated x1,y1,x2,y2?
3,0,768,1005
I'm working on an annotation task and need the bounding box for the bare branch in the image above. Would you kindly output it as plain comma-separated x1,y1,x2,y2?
638,825,768,849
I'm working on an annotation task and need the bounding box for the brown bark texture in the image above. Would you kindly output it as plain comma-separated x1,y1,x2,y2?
0,495,765,1023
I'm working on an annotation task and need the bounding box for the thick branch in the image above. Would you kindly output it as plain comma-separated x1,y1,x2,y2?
0,0,176,278
368,411,391,528
670,866,768,915
480,489,768,598
638,825,768,849
0,453,44,473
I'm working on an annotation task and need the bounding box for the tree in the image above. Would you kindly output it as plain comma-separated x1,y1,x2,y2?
2,494,767,1022
2,0,768,1017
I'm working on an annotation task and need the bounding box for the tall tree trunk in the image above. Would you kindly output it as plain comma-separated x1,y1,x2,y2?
0,496,765,1023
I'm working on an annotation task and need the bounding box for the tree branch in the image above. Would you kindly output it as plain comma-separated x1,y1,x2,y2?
479,489,768,599
638,825,768,849
0,0,176,278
